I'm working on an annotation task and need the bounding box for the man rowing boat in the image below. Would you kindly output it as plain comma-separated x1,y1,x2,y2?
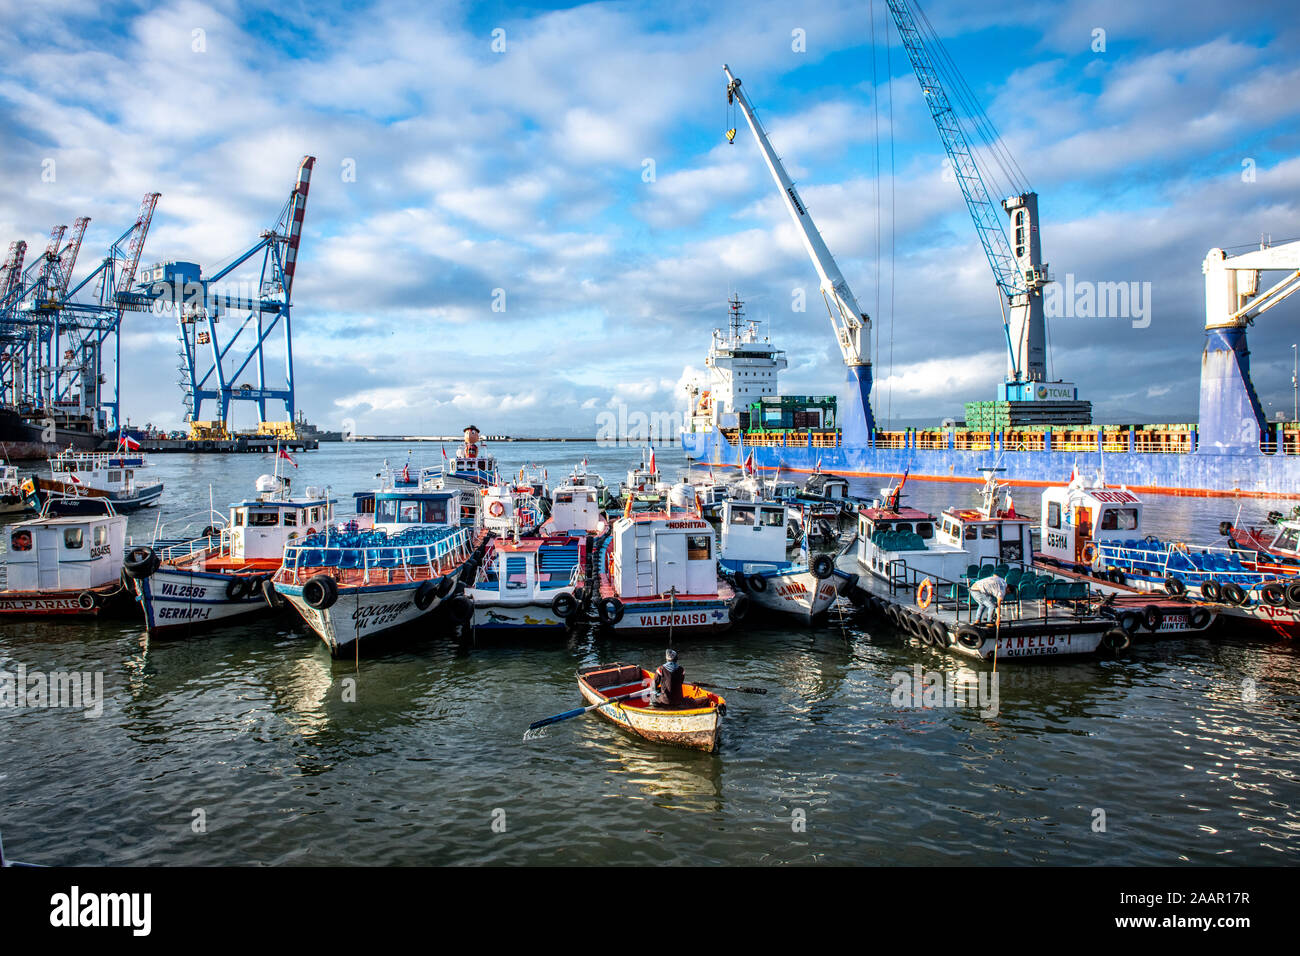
652,648,685,707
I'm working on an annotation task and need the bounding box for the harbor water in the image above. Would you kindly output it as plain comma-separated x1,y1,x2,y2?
1,442,1297,866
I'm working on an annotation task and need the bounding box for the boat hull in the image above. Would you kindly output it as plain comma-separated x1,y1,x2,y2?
276,579,439,656
35,479,163,512
0,583,126,618
601,592,733,635
723,565,842,621
134,565,276,634
471,601,567,632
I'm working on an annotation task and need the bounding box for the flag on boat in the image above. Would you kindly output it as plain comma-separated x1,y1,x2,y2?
649,447,656,473
814,457,821,474
117,434,140,452
743,451,755,476
279,448,298,468
402,462,410,483
441,445,448,460
68,474,80,484
581,457,588,468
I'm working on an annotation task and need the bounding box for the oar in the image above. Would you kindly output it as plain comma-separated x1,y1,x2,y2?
528,687,651,731
695,682,767,695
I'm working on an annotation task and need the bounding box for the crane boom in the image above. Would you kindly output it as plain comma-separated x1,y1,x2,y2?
723,65,875,437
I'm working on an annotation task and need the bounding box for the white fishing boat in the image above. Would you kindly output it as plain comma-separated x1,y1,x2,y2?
596,504,739,635
559,458,614,509
273,485,481,655
34,444,163,513
717,499,842,621
466,533,588,634
0,461,30,515
540,482,607,537
0,497,129,618
478,482,543,537
124,473,335,635
618,447,667,511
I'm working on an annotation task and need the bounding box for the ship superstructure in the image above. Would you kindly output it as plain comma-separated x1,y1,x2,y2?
686,295,787,434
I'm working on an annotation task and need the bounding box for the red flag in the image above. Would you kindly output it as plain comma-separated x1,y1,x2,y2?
402,462,410,482
123,435,140,451
441,445,448,460
744,451,755,476
649,447,656,473
279,448,298,469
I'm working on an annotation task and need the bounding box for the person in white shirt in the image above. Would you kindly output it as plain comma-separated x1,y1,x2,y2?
970,574,1008,623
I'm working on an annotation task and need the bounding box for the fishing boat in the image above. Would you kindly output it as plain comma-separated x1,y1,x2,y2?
466,534,588,634
540,482,607,537
273,485,482,654
595,506,739,634
617,447,667,511
559,458,614,509
123,474,335,634
717,499,842,621
479,482,543,537
32,445,163,513
838,472,1124,660
576,662,725,752
0,497,129,617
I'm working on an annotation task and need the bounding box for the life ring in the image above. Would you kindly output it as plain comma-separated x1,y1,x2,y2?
10,530,32,552
915,577,934,609
1081,542,1097,564
305,528,316,536
488,501,505,518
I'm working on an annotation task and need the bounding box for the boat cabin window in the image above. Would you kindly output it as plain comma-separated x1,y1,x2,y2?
309,507,321,523
964,525,977,540
730,506,756,526
248,511,279,527
1275,527,1300,551
760,508,785,527
1047,502,1061,529
1099,507,1138,531
556,492,573,504
981,525,997,539
284,510,297,526
233,511,245,527
687,535,711,560
108,470,121,483
893,522,913,534
64,528,84,549
94,525,107,547
505,555,527,589
125,470,133,482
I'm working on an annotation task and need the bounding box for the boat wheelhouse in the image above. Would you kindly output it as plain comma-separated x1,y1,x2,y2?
478,484,543,537
466,535,588,634
35,448,163,513
124,474,335,634
717,499,841,620
557,460,614,509
542,484,607,537
618,448,666,510
596,510,736,635
1,498,128,617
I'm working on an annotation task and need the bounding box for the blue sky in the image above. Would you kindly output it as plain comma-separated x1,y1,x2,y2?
2,0,1298,435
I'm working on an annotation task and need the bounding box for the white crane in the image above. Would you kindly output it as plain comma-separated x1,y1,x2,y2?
724,65,876,435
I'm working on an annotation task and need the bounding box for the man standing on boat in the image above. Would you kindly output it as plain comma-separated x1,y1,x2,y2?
652,649,685,707
970,574,1007,623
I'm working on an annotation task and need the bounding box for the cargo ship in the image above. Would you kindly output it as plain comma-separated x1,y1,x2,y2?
682,62,1300,499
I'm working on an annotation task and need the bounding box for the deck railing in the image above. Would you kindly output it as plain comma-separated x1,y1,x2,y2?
279,528,471,586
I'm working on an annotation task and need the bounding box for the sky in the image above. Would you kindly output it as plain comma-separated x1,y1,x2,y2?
1,0,1298,437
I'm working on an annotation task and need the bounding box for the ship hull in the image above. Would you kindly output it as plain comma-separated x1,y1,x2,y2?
683,428,1300,499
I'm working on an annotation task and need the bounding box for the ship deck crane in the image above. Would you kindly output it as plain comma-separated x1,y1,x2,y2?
723,65,876,441
886,0,1075,413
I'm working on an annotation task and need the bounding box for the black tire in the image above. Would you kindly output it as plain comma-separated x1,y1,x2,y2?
445,594,473,623
123,545,160,579
1108,568,1125,585
956,626,982,649
551,591,578,620
1118,610,1142,634
1219,520,1234,536
1221,582,1246,606
748,574,768,593
77,590,96,610
202,525,219,539
929,621,949,647
730,592,749,623
598,596,624,626
1143,604,1164,632
1164,576,1186,597
1201,580,1221,602
435,574,457,599
811,554,834,580
884,604,902,628
1102,628,1131,655
302,574,338,610
1261,581,1287,606
733,571,750,593
1287,582,1300,609
262,577,285,609
226,576,249,602
414,578,438,611
1188,606,1211,630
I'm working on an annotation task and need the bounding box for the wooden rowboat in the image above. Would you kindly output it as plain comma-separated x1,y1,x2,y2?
577,663,725,753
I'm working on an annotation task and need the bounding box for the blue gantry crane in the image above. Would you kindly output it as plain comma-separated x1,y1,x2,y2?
139,155,315,440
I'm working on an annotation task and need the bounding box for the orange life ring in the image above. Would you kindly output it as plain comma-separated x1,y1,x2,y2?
11,530,32,551
306,527,317,535
488,501,505,517
1081,541,1097,564
916,577,934,609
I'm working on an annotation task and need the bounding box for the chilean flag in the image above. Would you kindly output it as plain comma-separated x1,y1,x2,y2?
402,462,411,483
743,451,755,476
279,448,298,469
118,434,140,452
648,447,656,473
